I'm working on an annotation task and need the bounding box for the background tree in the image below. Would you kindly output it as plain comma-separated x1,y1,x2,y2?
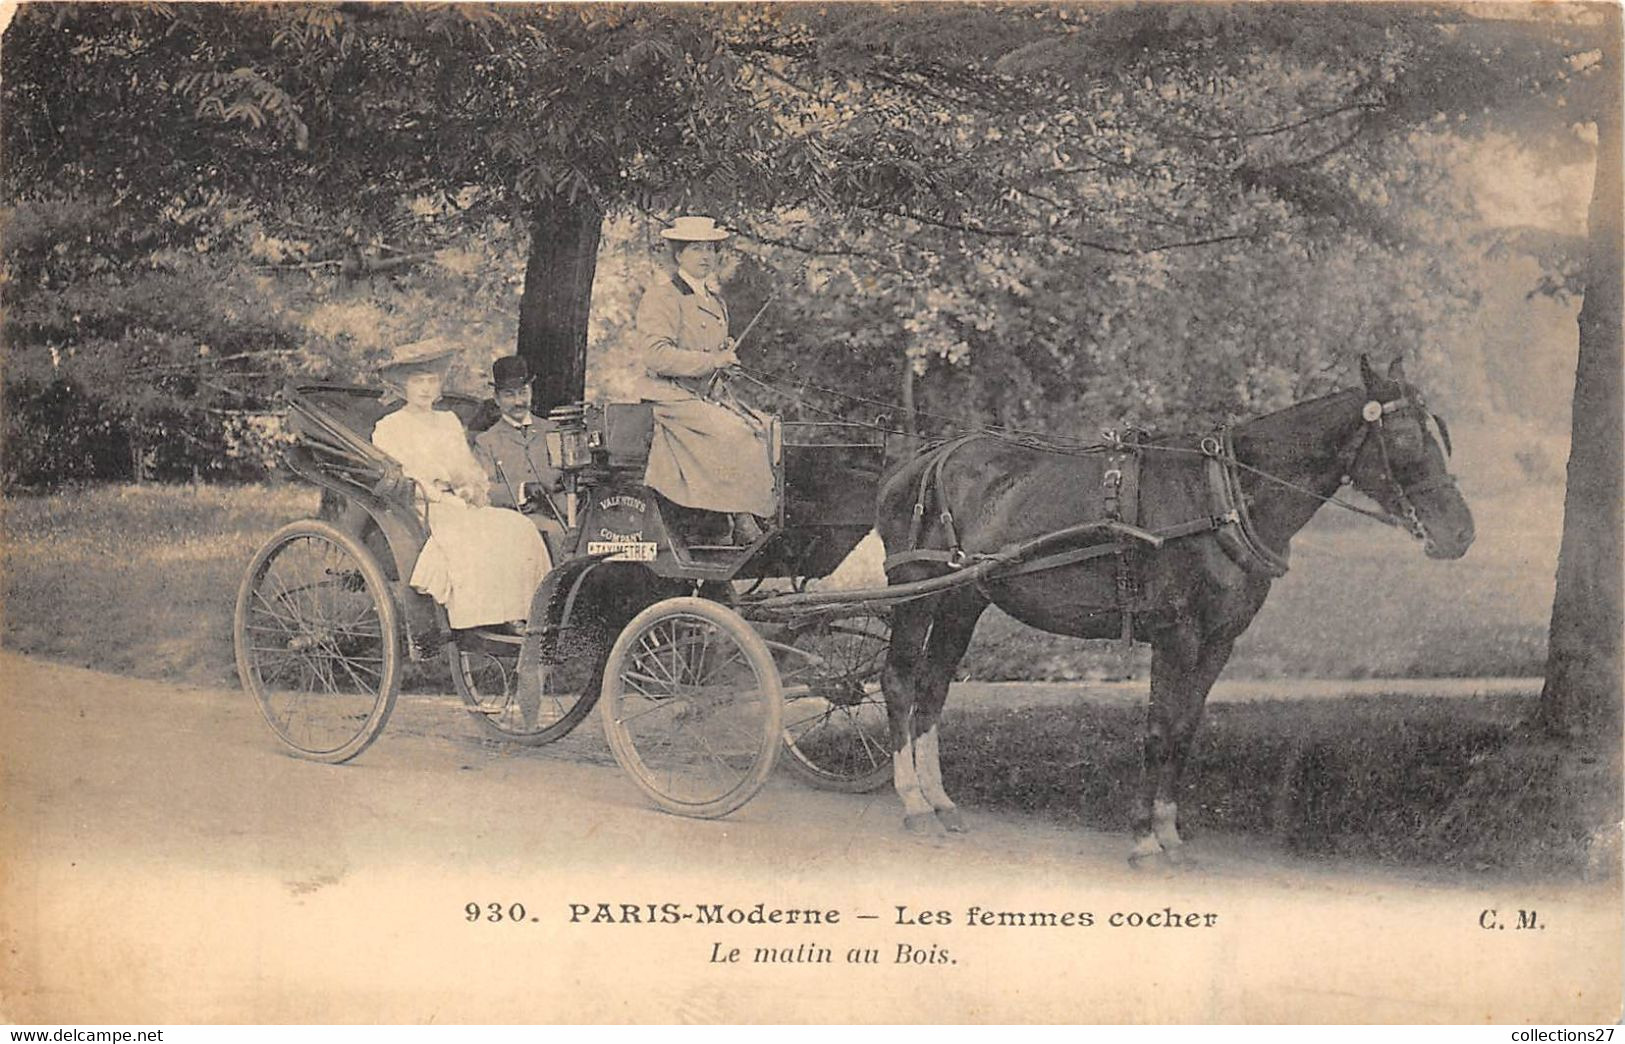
1534,25,1621,738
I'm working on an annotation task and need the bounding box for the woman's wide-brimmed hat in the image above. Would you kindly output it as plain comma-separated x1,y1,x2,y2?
379,339,460,379
659,215,731,242
377,338,460,400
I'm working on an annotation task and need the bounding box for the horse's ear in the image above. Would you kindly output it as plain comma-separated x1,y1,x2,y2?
1359,354,1379,388
1387,357,1408,383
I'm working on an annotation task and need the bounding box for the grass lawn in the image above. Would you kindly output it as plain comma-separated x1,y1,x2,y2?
2,482,321,687
939,692,1619,879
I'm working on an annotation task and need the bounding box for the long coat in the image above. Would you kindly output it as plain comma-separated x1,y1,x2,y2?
633,273,776,516
474,417,568,552
630,274,733,401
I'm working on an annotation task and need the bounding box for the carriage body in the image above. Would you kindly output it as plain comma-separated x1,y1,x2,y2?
566,401,885,582
279,383,884,590
233,380,895,812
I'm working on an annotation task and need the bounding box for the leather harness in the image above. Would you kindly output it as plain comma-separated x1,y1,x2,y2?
881,397,1448,635
882,429,1255,640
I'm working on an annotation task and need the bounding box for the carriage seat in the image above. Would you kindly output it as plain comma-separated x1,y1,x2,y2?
599,403,656,470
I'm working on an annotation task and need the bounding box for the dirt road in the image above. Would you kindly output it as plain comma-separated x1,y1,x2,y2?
1,652,1616,1024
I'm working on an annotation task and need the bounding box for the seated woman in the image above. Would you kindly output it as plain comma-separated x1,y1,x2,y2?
370,340,551,630
631,215,776,545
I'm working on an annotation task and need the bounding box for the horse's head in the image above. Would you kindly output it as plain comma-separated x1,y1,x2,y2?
1348,356,1475,559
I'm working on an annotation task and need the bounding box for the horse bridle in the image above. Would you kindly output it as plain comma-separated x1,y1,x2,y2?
1335,393,1459,549
1194,390,1458,555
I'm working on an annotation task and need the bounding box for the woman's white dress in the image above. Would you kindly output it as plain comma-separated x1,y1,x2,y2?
372,408,551,629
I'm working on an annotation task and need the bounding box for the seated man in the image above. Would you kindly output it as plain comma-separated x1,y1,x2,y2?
473,356,568,554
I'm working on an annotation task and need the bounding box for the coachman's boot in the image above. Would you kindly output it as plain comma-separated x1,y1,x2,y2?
730,513,766,545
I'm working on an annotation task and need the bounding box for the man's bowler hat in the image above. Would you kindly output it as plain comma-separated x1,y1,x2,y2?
492,356,532,392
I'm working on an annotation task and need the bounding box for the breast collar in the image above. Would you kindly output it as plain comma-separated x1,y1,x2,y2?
1203,428,1291,578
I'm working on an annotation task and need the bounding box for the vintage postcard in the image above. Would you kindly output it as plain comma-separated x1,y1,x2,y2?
2,0,1620,1025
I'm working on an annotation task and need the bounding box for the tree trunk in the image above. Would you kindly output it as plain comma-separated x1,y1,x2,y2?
1534,29,1623,740
516,195,604,414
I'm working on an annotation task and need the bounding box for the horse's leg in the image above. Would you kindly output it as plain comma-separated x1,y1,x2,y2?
910,587,986,833
883,598,945,836
1132,629,1235,867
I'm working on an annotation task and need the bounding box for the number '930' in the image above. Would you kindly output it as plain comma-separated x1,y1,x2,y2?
467,902,530,923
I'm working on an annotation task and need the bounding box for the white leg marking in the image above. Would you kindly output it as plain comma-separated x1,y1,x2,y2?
1152,799,1181,849
892,736,935,818
915,726,956,812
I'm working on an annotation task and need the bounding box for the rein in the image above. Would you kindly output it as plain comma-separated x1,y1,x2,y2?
734,365,1107,448
735,364,1454,554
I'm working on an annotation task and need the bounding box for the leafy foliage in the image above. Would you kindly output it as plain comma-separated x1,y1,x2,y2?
0,3,1605,485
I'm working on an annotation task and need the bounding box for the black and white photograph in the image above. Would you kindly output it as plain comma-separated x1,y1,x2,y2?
1,0,1620,1027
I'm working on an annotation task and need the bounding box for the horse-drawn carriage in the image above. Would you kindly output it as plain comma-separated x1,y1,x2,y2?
233,382,896,818
236,354,1473,861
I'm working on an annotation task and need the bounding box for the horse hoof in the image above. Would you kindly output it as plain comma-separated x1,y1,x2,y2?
1128,851,1174,872
1127,840,1169,871
904,812,948,837
935,807,970,833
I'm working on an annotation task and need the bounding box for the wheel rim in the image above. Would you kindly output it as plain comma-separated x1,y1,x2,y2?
777,621,893,786
241,531,393,757
609,609,779,810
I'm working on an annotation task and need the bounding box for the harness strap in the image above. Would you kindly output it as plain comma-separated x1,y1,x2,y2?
932,440,966,551
1102,435,1145,641
886,547,975,570
1205,428,1291,577
902,434,982,565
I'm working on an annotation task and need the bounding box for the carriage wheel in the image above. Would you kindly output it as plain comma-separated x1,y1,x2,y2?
233,520,401,764
772,615,894,793
599,597,783,818
447,624,605,746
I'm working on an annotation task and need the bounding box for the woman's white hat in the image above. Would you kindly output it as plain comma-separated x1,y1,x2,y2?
379,338,460,377
377,338,460,401
660,215,731,242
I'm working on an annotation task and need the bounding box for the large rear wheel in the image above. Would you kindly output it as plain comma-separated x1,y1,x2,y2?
599,597,782,818
772,614,894,793
233,520,401,763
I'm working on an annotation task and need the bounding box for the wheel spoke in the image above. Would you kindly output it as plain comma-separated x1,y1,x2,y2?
615,695,687,727
774,621,892,789
696,645,747,687
635,631,680,686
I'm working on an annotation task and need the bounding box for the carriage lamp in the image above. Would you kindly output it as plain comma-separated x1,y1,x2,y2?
547,404,591,528
548,404,590,468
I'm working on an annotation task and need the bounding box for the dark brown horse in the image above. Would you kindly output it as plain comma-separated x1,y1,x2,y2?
875,358,1475,864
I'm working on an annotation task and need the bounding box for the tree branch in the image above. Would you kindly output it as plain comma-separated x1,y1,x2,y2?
1170,100,1381,142
1280,119,1370,170
1144,231,1267,252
